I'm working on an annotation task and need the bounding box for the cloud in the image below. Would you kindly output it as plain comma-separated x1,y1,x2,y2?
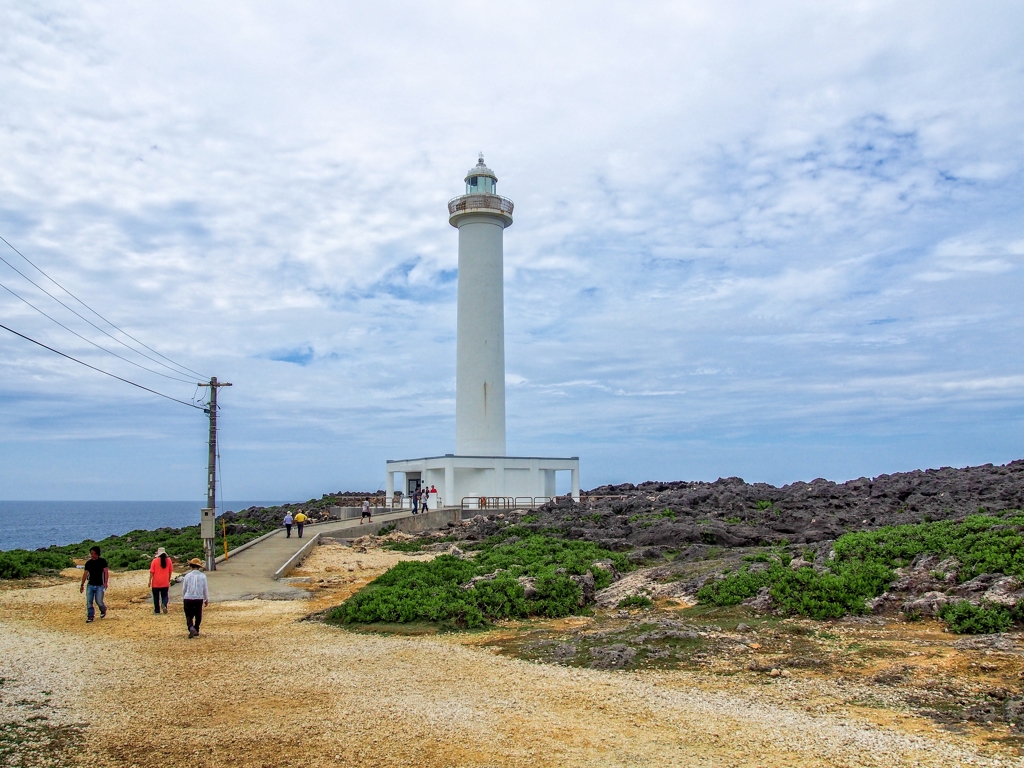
1,1,1023,498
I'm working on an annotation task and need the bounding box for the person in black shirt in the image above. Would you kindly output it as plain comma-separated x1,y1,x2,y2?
79,546,109,623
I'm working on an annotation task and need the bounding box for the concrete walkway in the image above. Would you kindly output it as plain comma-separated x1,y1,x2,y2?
170,507,459,602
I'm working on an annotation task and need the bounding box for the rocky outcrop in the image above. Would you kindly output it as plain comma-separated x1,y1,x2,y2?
502,460,1024,551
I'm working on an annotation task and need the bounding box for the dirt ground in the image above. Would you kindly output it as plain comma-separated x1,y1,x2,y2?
0,542,1021,767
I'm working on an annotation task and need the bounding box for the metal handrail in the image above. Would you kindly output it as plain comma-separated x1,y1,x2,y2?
447,194,514,216
460,496,554,511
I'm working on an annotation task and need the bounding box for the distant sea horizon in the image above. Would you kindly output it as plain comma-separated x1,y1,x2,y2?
0,500,287,552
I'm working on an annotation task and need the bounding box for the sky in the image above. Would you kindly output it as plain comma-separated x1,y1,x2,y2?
1,1,1023,501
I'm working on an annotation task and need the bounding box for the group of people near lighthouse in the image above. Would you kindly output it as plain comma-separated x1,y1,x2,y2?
410,485,437,514
79,545,209,638
79,490,437,635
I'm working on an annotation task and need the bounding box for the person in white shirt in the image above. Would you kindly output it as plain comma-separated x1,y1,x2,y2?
181,558,210,638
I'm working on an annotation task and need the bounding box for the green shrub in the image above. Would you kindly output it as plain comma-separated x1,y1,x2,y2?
1,512,283,579
697,513,1024,626
0,550,74,579
328,532,629,628
939,600,1015,634
698,566,779,606
381,540,426,552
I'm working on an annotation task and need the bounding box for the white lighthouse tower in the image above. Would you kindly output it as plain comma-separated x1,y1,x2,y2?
385,156,580,509
453,155,511,456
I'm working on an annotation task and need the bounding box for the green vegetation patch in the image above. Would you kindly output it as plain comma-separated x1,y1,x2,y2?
0,550,75,580
327,529,631,629
939,600,1019,634
380,536,454,552
629,508,677,523
698,514,1024,628
1,515,281,579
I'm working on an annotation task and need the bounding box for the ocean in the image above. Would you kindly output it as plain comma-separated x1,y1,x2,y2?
0,501,285,551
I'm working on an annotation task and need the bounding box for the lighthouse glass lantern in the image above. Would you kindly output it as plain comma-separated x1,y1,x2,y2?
465,155,497,194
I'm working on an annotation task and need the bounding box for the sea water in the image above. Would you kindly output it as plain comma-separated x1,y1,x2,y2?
0,501,284,551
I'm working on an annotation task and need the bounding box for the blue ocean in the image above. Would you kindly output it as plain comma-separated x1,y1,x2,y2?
0,501,285,551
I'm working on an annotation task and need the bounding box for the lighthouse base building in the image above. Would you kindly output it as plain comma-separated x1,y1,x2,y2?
385,156,580,508
386,454,580,508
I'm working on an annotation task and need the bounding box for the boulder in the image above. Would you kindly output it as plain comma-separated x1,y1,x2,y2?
517,576,539,599
865,592,901,614
983,576,1024,607
569,571,597,606
459,569,507,591
901,591,949,617
588,644,637,669
743,586,774,612
950,573,1005,601
591,560,623,582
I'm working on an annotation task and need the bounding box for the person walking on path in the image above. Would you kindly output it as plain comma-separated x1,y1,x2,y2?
283,511,294,538
148,547,174,614
181,558,209,638
360,499,372,524
294,510,307,538
411,487,421,514
80,546,108,623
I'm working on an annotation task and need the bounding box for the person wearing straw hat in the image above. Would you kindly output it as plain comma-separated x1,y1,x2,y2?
181,558,209,638
148,547,174,615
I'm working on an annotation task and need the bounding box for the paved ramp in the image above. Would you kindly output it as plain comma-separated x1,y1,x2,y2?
171,507,459,602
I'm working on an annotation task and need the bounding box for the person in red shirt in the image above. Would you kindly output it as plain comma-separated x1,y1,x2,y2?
148,548,174,615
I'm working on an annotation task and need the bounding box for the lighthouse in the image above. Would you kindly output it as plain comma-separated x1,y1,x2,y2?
452,155,513,456
385,156,580,509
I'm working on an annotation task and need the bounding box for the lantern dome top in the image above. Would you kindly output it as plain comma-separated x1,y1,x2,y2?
465,154,497,182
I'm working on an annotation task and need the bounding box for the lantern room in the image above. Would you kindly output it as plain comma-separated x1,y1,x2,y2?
465,154,497,194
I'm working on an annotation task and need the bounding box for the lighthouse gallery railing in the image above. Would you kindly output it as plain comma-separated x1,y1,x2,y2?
447,194,514,216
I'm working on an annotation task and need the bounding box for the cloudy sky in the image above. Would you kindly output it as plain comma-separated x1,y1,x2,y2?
1,1,1022,501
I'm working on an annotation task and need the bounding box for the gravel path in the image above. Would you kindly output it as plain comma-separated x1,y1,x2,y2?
0,547,1016,767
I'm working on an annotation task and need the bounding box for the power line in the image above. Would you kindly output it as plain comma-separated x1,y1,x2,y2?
0,321,205,410
0,278,196,385
0,235,207,380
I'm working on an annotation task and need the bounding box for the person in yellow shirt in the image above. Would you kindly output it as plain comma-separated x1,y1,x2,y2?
293,510,308,538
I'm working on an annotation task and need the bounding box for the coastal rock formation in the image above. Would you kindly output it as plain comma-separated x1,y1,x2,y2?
520,459,1024,551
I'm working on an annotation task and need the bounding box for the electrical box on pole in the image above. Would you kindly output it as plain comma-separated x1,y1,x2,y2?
199,376,231,571
200,508,216,539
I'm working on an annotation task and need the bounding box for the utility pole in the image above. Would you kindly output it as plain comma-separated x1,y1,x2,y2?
199,376,232,571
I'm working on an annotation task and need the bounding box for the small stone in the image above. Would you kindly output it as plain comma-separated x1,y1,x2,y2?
769,668,781,677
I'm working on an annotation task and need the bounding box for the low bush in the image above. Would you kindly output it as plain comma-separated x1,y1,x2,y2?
0,550,74,579
939,600,1016,634
1,513,282,579
328,530,631,629
698,514,1024,628
380,540,426,552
